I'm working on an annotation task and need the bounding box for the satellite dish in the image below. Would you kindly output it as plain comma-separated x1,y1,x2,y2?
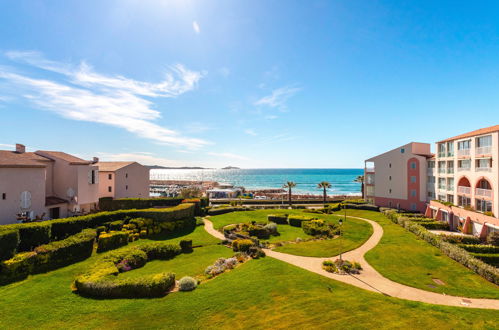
20,191,32,210
66,187,75,199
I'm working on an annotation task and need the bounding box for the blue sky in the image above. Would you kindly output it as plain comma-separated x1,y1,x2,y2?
1,0,499,168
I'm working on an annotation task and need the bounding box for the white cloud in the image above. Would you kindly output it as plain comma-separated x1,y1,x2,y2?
0,143,15,149
254,85,301,111
244,129,257,136
219,67,230,78
0,51,210,149
193,21,200,34
265,115,278,120
207,152,249,161
95,152,195,167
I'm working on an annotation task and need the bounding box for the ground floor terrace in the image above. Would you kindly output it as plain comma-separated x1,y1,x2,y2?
426,200,499,238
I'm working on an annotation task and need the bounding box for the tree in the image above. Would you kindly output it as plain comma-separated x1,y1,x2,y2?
283,181,296,206
317,181,332,205
355,175,365,199
179,187,202,199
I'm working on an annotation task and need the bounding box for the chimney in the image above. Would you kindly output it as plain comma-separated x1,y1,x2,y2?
92,157,99,164
15,144,26,154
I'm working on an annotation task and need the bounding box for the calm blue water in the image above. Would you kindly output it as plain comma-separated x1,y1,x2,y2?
150,168,363,196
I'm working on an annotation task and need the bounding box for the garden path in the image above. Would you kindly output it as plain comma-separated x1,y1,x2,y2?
203,216,499,310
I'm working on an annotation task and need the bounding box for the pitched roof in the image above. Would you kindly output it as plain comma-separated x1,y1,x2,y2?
0,150,51,168
96,161,137,171
438,125,499,143
35,151,91,165
45,196,68,206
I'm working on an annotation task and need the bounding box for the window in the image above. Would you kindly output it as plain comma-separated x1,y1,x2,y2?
388,201,392,207
477,135,492,147
476,158,492,169
458,195,471,207
476,199,492,212
428,161,435,168
389,189,392,194
428,191,434,198
88,169,98,184
389,176,392,181
447,142,454,156
410,176,416,183
2,193,5,200
447,195,454,204
458,159,471,169
411,189,417,197
410,203,417,211
458,140,471,150
126,185,128,190
108,173,112,180
126,173,128,178
438,178,446,190
108,186,112,193
401,148,405,153
438,143,446,157
410,162,416,169
389,163,392,168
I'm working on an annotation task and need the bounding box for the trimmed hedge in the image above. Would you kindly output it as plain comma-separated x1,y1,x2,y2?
460,244,499,254
288,216,316,227
302,220,338,237
341,203,380,211
470,253,499,266
207,206,252,216
267,214,288,224
0,229,96,285
98,197,184,211
381,208,499,285
0,229,19,261
418,221,450,230
232,239,253,252
74,242,181,298
97,231,129,253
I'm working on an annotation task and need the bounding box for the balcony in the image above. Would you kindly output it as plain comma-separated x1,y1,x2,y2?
438,152,446,158
427,168,435,175
475,188,493,198
447,152,454,157
447,185,454,191
476,146,492,155
458,186,471,195
457,167,470,172
447,168,454,174
438,168,446,174
476,167,492,172
365,167,375,173
457,149,470,157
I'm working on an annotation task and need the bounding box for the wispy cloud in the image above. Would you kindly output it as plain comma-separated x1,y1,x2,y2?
256,133,296,146
0,143,15,149
265,115,278,120
254,85,301,111
192,21,200,34
244,129,257,136
95,151,195,167
0,51,210,149
207,152,249,161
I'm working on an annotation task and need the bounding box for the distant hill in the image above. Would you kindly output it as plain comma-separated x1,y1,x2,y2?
222,166,240,170
147,165,208,170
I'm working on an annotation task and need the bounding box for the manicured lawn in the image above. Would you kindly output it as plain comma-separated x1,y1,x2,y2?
0,255,498,329
209,209,373,257
344,209,499,299
134,223,221,247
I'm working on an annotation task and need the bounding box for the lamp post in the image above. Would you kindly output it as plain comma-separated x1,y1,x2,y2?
339,204,346,261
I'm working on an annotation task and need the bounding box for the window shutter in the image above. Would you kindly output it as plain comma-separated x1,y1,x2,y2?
88,169,92,184
95,170,99,184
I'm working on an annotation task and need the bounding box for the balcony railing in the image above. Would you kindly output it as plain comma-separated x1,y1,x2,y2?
438,168,446,174
457,167,470,172
457,149,470,157
447,168,454,174
447,185,454,191
458,186,471,195
447,152,454,157
475,188,493,198
476,146,492,155
476,167,492,172
365,167,375,173
438,152,446,158
427,168,435,174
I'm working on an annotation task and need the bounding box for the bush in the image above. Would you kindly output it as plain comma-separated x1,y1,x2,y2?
487,232,499,246
0,229,19,261
178,276,197,291
322,260,338,273
179,240,193,253
248,225,270,239
341,203,379,211
232,239,253,252
418,221,450,230
264,222,278,236
99,197,184,211
302,220,338,237
267,214,288,224
4,222,51,252
97,231,129,253
459,244,499,254
440,234,481,245
288,216,316,227
470,253,499,267
207,207,251,216
108,220,124,231
0,251,37,284
140,242,181,260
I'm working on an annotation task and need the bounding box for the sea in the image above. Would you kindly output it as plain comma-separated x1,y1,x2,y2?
150,168,363,196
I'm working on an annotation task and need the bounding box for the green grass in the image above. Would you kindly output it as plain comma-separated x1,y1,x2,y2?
0,255,498,329
133,223,221,247
209,209,373,257
344,209,499,299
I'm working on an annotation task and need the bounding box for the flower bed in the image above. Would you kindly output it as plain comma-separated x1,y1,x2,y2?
322,259,362,274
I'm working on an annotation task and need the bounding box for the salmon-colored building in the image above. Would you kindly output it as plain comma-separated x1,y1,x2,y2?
96,162,149,199
364,142,433,212
0,144,99,225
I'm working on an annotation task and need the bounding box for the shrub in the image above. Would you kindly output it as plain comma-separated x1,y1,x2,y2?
140,242,181,260
440,234,481,245
108,220,124,231
4,222,51,252
97,231,129,253
207,207,251,216
232,239,253,252
487,232,499,246
96,226,107,236
341,203,379,211
0,229,19,261
267,214,288,224
418,221,450,230
178,276,197,291
0,251,37,284
288,216,316,227
322,260,337,273
470,253,499,267
179,240,193,253
195,217,204,226
99,197,184,211
302,220,338,237
459,244,499,254
264,222,278,236
33,229,96,273
248,225,270,239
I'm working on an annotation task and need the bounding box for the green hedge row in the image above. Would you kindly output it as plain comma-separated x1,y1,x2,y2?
267,214,288,224
382,209,499,284
0,229,96,285
470,253,499,266
341,203,380,211
206,206,252,216
0,203,195,261
98,197,184,211
288,215,317,227
97,231,129,253
74,242,181,298
460,244,499,254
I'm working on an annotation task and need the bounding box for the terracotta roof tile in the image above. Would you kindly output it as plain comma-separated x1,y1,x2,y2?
438,125,499,143
35,151,91,165
96,161,138,171
0,150,51,168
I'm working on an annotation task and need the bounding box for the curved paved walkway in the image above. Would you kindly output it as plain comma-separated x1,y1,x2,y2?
204,216,499,310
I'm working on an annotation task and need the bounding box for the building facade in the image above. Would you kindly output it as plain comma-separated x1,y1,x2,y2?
364,142,433,213
96,162,149,199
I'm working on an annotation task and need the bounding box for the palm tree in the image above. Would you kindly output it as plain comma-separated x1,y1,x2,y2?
354,175,365,199
317,181,332,205
283,181,296,206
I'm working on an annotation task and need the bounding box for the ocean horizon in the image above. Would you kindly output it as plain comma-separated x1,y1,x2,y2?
150,168,363,196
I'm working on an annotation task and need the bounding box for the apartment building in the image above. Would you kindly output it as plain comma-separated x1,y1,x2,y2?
364,142,433,213
96,161,149,199
427,125,499,237
0,144,99,225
